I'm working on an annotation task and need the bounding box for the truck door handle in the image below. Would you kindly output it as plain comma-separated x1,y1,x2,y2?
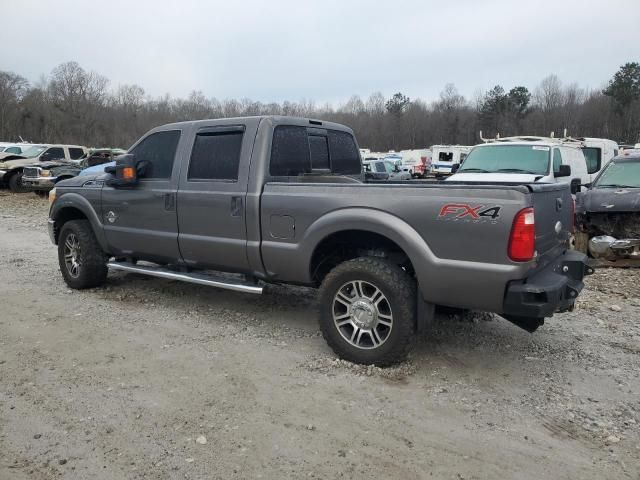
230,196,243,217
164,193,176,211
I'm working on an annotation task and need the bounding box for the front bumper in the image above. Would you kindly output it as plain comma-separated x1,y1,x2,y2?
502,250,594,331
21,176,56,190
0,170,6,181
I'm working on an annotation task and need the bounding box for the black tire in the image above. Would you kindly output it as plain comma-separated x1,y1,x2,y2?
318,257,416,366
8,171,29,193
58,219,108,289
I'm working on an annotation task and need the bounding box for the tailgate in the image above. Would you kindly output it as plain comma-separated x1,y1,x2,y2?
530,183,573,266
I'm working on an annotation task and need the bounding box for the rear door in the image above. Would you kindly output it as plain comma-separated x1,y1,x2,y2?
177,120,258,272
102,129,183,264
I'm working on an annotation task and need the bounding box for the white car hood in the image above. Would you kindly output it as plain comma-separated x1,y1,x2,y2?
446,172,545,183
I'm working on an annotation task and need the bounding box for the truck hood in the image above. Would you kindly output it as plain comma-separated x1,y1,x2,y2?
447,172,544,183
56,174,103,188
0,157,37,169
576,187,640,213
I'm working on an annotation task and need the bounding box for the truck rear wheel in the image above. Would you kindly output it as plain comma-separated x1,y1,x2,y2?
8,171,29,193
318,257,416,366
58,220,108,289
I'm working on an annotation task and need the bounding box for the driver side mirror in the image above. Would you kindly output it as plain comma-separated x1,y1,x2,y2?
555,164,571,178
451,163,460,174
105,154,143,188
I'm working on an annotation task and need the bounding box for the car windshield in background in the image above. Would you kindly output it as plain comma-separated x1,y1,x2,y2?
458,145,550,175
19,145,47,158
384,161,397,173
593,161,640,188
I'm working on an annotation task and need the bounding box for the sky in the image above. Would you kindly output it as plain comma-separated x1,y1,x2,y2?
1,0,639,106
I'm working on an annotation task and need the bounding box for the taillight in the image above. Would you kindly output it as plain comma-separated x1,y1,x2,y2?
508,208,535,262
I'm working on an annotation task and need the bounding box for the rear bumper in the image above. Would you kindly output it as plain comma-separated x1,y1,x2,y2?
502,250,593,330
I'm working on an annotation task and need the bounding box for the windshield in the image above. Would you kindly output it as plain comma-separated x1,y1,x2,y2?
458,145,550,175
19,145,47,158
384,161,397,173
593,160,640,188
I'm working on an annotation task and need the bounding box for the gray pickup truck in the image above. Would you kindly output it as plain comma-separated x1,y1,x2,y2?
47,116,592,365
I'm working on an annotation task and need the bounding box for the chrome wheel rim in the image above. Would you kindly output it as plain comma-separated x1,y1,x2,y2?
332,280,393,350
63,233,81,278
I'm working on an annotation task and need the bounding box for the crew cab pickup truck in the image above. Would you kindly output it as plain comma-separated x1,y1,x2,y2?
47,116,592,365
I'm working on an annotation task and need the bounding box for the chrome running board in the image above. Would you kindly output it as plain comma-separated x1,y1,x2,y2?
107,261,263,294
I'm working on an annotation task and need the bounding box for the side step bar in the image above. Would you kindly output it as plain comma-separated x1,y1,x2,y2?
107,261,263,294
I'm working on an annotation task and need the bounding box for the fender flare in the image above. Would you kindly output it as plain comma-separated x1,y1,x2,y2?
300,207,437,290
50,193,108,250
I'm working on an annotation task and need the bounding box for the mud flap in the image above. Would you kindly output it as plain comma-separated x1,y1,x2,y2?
500,315,545,333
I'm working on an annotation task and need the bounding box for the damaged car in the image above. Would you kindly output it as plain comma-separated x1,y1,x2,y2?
21,148,126,195
575,150,640,260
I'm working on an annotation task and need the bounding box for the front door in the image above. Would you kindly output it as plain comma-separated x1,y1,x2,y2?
177,122,257,272
102,129,183,264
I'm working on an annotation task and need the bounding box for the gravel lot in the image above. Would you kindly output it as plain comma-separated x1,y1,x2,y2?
0,191,639,479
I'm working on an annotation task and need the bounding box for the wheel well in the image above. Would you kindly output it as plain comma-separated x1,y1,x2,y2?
310,230,414,284
52,207,88,244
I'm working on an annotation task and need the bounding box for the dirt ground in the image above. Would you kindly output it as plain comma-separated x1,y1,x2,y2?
0,191,639,480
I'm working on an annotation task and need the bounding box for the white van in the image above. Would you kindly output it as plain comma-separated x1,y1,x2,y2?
576,137,619,182
430,145,472,175
447,137,589,191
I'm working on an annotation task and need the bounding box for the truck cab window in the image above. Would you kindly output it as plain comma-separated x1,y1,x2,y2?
69,148,85,160
270,125,311,176
582,147,601,174
309,135,330,170
131,130,181,179
188,131,244,181
328,130,361,174
553,149,563,174
42,147,65,161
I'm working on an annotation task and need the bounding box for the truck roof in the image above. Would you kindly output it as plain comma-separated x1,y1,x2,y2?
474,138,583,150
151,115,354,134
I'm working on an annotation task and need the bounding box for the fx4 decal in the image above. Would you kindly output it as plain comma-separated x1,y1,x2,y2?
438,203,502,221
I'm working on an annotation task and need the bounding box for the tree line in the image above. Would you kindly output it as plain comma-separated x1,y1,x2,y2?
0,61,638,151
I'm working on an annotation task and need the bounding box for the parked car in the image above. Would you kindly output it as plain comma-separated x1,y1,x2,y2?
575,150,640,259
0,144,89,192
47,116,591,365
430,145,472,175
447,137,589,192
22,148,126,194
363,158,411,181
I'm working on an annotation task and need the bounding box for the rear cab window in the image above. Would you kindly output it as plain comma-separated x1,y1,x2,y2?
269,125,361,178
188,127,244,181
69,147,86,160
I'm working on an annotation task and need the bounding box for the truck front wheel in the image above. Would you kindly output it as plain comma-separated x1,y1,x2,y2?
318,257,416,366
8,171,29,193
58,220,108,289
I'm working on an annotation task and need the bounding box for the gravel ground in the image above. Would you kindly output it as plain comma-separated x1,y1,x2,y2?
0,191,639,479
